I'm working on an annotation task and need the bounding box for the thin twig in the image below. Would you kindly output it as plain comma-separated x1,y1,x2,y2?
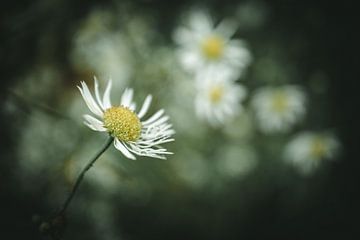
6,89,74,121
58,136,114,215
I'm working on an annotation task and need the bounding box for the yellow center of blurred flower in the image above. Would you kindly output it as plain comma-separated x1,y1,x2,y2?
209,85,224,103
201,35,224,60
271,92,289,113
103,106,141,142
310,137,326,159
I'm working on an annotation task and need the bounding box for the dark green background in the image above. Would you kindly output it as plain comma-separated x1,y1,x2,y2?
1,0,358,239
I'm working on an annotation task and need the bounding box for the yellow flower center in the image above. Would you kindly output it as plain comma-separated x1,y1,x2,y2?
271,91,289,113
201,35,225,60
103,106,141,142
310,137,326,159
209,85,224,103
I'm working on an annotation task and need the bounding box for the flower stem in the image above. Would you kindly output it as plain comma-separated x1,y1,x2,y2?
59,136,114,215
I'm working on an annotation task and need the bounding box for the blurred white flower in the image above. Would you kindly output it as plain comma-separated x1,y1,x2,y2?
174,11,251,77
71,10,133,88
217,145,258,178
284,132,340,174
251,85,306,133
78,77,175,160
195,68,247,126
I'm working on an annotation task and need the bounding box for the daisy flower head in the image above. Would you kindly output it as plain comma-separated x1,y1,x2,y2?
195,68,247,126
78,77,175,160
284,132,340,174
251,85,306,134
174,10,252,77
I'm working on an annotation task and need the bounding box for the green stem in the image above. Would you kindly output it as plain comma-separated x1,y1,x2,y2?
59,136,114,215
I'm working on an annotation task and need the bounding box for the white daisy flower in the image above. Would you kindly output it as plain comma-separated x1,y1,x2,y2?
78,77,175,160
174,11,251,76
195,68,247,126
251,85,306,133
284,132,340,174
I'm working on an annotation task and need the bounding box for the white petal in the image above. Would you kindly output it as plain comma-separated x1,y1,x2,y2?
114,139,136,160
129,103,136,112
189,11,213,33
146,116,169,128
120,88,128,105
173,27,194,45
215,19,238,38
83,114,106,132
178,50,201,72
138,95,152,119
78,82,103,117
94,76,104,110
102,79,112,109
121,88,134,108
142,109,164,125
127,143,168,160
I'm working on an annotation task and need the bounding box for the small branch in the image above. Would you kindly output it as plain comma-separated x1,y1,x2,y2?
6,89,73,121
58,136,114,215
38,137,114,239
